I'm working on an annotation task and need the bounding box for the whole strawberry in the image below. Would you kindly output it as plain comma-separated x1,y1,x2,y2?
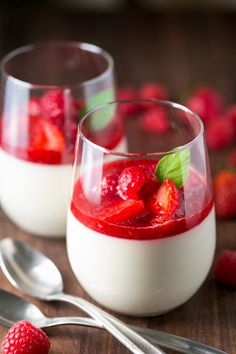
213,170,236,218
1,320,50,354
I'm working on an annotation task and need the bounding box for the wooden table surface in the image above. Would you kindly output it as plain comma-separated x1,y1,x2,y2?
0,6,236,353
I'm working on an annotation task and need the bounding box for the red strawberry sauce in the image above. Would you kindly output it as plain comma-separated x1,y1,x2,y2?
71,159,213,240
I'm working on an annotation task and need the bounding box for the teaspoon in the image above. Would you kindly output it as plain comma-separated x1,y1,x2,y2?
0,238,164,354
0,289,228,354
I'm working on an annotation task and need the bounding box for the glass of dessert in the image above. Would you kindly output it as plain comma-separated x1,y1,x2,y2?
0,41,121,237
67,99,216,316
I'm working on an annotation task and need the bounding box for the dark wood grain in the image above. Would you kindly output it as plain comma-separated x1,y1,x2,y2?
0,6,235,353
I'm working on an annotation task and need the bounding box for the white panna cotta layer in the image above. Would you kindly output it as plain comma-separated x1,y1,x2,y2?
0,137,128,237
67,207,216,315
0,148,72,237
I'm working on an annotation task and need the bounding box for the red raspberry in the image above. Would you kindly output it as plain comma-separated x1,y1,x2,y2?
141,107,170,133
213,170,236,218
213,250,236,286
138,82,168,108
1,320,50,354
101,174,118,199
117,87,141,116
206,119,234,151
186,87,222,124
118,166,146,200
224,105,236,136
41,90,64,124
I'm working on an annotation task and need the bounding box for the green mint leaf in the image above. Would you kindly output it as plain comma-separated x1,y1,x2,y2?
85,88,115,131
155,149,191,188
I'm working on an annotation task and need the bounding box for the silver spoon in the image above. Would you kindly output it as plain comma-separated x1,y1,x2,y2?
0,237,164,354
0,289,228,354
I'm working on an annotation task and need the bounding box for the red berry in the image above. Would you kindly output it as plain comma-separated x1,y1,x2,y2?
30,119,65,152
41,90,64,124
118,166,146,200
101,174,118,199
147,179,179,222
117,87,141,116
138,82,168,108
140,163,159,198
213,170,236,218
99,199,146,223
141,107,170,133
224,105,236,136
28,97,42,117
213,250,236,286
186,87,222,124
1,320,50,354
206,119,234,151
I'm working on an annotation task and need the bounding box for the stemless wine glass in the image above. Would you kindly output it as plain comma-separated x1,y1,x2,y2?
0,41,120,237
67,99,216,316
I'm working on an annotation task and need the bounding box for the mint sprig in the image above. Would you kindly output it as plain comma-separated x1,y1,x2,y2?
155,149,191,189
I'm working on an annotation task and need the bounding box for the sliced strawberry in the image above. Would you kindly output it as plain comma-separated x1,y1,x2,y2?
31,119,65,152
27,148,62,164
99,199,146,223
141,107,170,133
147,179,179,222
213,250,236,286
118,166,146,200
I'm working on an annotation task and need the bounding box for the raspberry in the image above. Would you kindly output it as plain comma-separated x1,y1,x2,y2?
1,320,50,354
141,107,170,133
118,166,146,200
41,90,64,125
101,174,118,199
213,250,236,286
213,170,236,218
186,87,222,124
117,87,141,116
138,82,168,108
206,119,234,151
147,179,179,222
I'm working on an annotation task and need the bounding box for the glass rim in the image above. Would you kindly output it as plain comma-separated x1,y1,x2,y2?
78,99,205,158
1,40,114,90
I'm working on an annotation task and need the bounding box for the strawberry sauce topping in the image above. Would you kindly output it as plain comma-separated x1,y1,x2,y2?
71,159,213,240
0,91,124,165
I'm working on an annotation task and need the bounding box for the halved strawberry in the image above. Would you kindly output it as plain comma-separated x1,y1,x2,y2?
213,250,236,286
99,200,146,223
31,119,65,151
147,179,179,222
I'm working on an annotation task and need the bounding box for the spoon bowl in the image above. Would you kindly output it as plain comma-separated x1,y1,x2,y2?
0,238,63,298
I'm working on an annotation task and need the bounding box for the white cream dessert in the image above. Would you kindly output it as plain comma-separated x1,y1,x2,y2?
67,158,216,315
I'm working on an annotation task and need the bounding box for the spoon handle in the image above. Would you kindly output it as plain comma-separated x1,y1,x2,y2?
36,316,227,354
48,292,165,354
